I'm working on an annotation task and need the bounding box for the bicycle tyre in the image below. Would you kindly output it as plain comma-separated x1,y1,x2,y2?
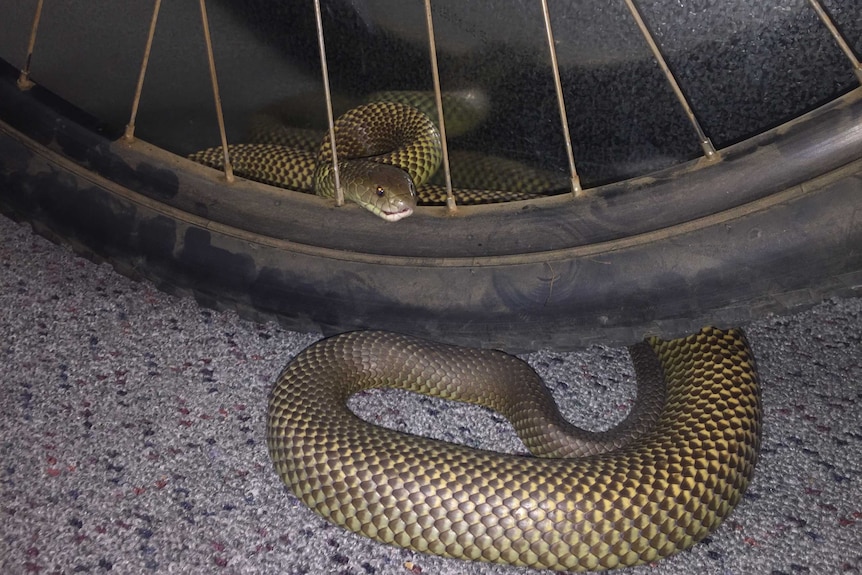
1,59,861,351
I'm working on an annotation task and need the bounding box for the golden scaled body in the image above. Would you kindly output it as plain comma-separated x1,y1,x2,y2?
267,327,762,571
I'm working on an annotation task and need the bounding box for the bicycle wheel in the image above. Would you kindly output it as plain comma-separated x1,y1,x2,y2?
1,0,860,351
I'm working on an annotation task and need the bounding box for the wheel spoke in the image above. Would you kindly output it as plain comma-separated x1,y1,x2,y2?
16,0,44,91
541,0,582,197
807,0,862,85
623,0,717,160
123,0,162,142
423,0,456,213
313,0,344,206
198,0,234,183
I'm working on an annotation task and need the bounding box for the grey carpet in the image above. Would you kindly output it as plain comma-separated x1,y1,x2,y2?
2,213,860,575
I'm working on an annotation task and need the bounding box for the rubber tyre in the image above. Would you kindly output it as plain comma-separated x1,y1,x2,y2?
1,60,861,351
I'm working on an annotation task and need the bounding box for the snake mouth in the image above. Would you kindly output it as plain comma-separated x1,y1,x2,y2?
380,206,414,222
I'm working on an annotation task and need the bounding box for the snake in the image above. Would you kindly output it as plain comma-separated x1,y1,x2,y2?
267,326,762,571
188,96,567,221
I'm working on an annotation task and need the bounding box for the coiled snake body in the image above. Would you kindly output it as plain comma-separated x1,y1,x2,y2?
189,99,565,221
267,327,762,571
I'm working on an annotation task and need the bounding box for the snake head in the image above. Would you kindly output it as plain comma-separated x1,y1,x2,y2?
342,160,417,222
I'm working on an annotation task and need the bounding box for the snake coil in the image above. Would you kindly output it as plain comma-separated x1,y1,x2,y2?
188,98,564,220
267,327,762,571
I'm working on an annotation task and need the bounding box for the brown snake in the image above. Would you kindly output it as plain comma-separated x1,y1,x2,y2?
188,99,566,221
266,326,762,571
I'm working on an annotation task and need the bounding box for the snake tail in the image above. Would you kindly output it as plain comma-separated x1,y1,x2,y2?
267,327,762,571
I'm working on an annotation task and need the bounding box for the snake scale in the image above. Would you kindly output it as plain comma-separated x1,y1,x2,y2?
189,97,565,221
267,327,762,571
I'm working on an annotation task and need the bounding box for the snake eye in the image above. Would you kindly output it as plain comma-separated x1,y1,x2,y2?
376,185,385,197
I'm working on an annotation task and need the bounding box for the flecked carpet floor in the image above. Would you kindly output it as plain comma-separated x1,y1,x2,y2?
1,213,860,575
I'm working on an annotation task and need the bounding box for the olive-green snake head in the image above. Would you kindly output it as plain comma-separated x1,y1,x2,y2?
267,326,762,571
321,159,419,222
311,101,441,221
